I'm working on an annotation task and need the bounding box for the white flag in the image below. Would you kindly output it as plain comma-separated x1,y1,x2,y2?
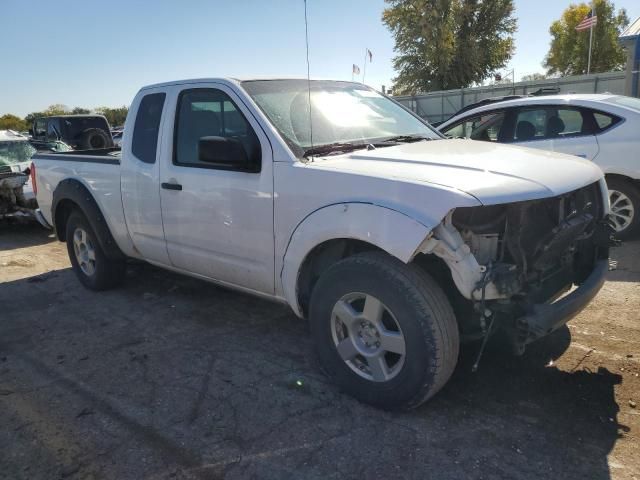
352,64,361,75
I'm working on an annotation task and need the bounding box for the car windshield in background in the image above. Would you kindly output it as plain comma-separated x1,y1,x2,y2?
0,140,36,166
242,80,441,156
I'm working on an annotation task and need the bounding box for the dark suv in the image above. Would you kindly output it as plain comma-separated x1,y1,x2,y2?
31,115,114,151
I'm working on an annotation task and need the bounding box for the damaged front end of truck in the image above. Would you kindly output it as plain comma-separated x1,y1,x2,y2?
419,180,613,355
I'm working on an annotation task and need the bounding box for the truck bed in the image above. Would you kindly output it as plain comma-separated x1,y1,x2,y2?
32,148,131,254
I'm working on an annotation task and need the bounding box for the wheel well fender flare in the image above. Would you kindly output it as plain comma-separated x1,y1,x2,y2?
52,178,125,260
280,202,436,317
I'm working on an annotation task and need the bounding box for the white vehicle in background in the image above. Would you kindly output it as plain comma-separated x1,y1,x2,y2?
33,79,612,409
438,94,640,238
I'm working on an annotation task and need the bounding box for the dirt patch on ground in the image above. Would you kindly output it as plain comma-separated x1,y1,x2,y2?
1,223,638,479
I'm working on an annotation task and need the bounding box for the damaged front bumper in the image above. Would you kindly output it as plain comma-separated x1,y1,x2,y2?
512,258,608,350
419,180,614,353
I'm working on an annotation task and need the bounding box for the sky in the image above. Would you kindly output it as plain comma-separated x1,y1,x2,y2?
1,0,639,117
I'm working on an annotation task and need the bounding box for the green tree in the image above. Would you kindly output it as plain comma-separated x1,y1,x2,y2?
24,104,70,126
544,0,629,76
383,0,516,94
71,107,91,114
0,114,29,131
96,106,128,127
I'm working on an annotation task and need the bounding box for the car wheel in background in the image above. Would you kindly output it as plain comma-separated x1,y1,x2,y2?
607,177,640,240
65,211,125,290
309,251,459,410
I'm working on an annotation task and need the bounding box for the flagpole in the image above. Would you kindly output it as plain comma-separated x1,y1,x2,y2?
587,1,594,74
362,49,367,84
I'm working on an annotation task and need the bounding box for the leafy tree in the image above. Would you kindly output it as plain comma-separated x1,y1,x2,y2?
96,106,128,127
383,0,516,94
24,104,70,126
521,72,547,82
544,0,629,76
0,114,29,131
43,104,70,116
71,107,91,114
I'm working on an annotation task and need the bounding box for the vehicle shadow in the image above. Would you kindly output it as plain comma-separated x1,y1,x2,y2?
0,221,54,250
0,262,628,480
425,329,625,479
608,239,640,283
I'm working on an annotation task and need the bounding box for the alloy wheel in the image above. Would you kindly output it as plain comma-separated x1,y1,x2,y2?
609,189,635,233
330,292,406,382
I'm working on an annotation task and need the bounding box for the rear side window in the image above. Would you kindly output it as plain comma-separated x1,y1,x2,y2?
511,107,590,141
592,111,620,131
132,93,166,164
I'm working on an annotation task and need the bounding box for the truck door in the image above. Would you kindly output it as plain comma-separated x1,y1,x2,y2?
158,83,275,294
121,89,171,265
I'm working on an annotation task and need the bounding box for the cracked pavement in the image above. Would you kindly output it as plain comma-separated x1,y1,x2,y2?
1,224,639,479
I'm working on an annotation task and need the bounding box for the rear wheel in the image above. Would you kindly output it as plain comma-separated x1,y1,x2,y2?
65,211,125,290
309,252,459,410
607,177,640,240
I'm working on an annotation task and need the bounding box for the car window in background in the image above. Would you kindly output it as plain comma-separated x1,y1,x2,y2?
556,109,584,135
443,112,505,142
513,109,547,141
593,111,620,131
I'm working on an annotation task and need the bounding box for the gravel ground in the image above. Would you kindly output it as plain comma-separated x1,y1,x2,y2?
1,223,639,480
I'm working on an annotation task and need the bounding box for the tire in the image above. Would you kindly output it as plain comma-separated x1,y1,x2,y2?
309,251,459,410
607,177,640,240
65,210,125,290
78,128,113,150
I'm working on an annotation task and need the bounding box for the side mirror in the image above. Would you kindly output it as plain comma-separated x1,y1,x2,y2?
198,136,255,171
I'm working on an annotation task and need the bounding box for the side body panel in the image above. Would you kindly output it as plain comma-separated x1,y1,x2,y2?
33,154,137,257
120,87,170,264
157,82,276,294
273,161,482,305
594,117,640,180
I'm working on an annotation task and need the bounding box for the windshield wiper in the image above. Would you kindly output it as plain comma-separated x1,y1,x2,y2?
303,142,368,158
378,135,433,144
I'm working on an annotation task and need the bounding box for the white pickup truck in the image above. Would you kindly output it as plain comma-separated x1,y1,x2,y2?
33,78,612,409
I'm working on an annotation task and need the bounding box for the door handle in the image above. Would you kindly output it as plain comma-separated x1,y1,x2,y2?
161,182,182,191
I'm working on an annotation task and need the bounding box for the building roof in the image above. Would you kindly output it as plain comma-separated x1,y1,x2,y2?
620,16,640,40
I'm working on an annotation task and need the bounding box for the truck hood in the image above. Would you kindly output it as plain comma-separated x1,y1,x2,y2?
312,139,604,205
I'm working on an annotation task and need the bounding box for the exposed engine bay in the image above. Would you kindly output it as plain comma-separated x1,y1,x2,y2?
420,181,611,353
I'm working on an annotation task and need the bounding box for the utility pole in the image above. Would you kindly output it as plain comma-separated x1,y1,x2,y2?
587,1,595,74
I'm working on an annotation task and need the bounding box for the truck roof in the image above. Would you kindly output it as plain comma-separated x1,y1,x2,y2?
140,77,355,90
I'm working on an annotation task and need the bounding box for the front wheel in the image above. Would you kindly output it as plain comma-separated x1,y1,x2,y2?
65,211,125,290
607,177,640,240
309,252,459,410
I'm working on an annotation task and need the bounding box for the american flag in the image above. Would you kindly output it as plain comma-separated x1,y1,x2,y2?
576,9,598,31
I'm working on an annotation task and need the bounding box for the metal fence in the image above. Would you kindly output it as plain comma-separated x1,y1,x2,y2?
393,71,627,124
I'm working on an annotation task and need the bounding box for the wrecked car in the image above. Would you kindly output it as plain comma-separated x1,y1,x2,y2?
32,79,612,409
0,130,37,219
